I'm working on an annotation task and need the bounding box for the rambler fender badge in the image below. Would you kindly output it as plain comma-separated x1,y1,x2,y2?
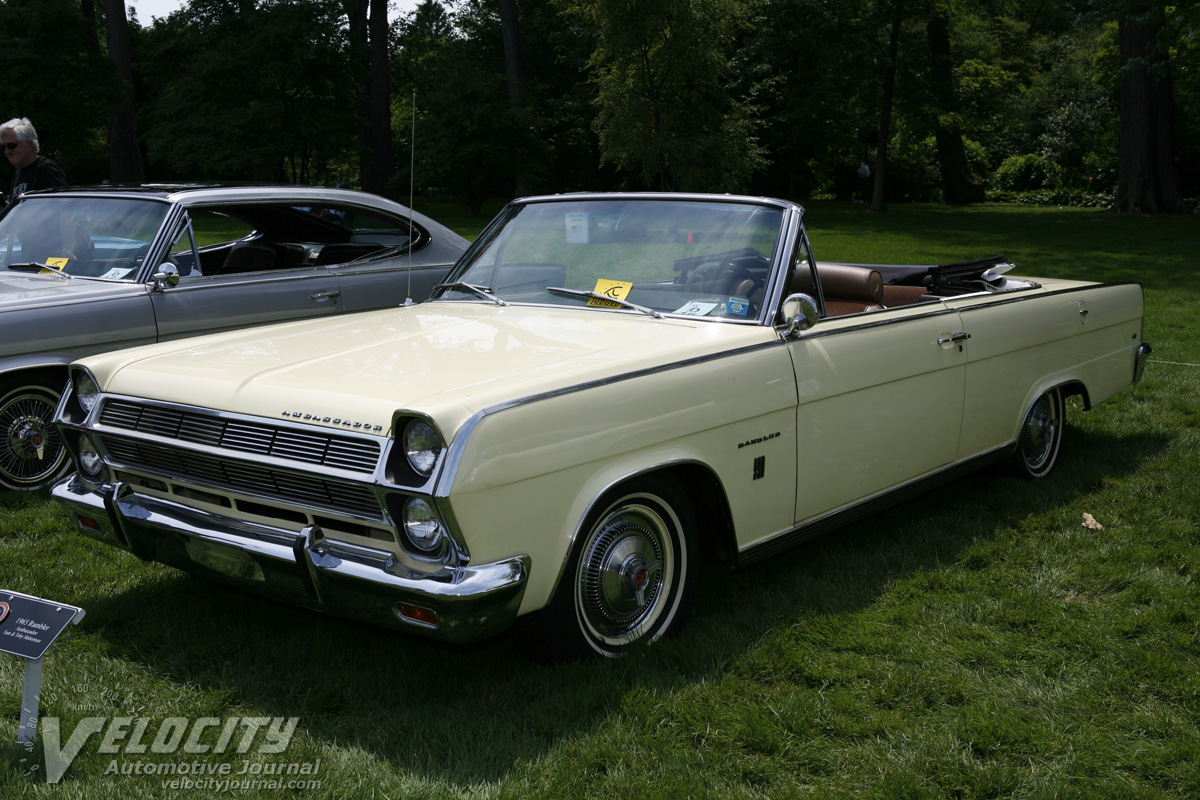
281,411,384,432
738,432,781,449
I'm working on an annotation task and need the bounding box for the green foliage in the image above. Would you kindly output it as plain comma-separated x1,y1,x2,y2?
137,0,353,183
3,0,1199,209
392,0,524,212
992,153,1062,191
985,188,1115,207
571,0,764,191
0,0,115,184
741,0,880,200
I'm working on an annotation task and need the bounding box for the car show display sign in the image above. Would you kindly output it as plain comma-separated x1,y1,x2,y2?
0,590,85,746
0,592,82,660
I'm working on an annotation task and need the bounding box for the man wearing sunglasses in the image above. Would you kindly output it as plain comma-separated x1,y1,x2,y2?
1,117,68,209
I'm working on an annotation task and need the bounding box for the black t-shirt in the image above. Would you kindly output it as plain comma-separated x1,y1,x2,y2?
10,155,68,201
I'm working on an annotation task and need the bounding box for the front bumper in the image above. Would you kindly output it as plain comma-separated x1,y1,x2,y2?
52,476,530,644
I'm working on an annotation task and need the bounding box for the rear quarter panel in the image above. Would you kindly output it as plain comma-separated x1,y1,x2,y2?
950,281,1145,459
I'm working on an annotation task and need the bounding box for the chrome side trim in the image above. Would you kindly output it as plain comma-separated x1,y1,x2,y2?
434,337,789,496
949,281,1144,316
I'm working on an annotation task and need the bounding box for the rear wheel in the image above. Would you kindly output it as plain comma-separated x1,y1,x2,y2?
0,377,69,491
1011,387,1064,479
517,476,698,660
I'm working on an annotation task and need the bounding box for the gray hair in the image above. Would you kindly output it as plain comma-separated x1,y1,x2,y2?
0,118,40,154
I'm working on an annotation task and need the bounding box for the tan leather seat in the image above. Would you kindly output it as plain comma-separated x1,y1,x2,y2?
818,264,884,316
881,284,927,307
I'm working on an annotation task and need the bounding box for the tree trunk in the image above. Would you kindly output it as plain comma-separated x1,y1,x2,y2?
926,12,983,204
1111,7,1185,214
871,0,902,213
366,0,394,196
498,0,532,197
345,0,371,191
102,0,144,183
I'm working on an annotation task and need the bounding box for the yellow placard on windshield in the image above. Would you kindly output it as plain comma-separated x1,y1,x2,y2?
588,279,633,309
44,257,70,270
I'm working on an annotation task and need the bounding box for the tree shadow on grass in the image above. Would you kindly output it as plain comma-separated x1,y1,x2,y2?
46,426,1168,788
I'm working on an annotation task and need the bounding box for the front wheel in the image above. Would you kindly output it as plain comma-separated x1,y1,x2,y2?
517,477,698,660
1010,387,1065,480
0,377,69,491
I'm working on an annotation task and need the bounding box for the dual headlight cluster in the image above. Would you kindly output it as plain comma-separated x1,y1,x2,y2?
397,418,447,556
71,370,105,479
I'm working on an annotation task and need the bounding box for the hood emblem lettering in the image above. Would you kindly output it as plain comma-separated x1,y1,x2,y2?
282,411,383,432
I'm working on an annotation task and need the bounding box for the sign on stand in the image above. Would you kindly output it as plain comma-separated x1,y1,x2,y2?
0,590,85,746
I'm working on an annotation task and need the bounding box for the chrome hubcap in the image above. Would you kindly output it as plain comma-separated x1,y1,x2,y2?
1021,395,1059,470
579,504,671,641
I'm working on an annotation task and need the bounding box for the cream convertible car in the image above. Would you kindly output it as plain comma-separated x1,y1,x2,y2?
53,193,1151,659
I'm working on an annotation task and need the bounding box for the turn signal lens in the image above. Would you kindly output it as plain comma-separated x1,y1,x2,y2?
396,603,439,628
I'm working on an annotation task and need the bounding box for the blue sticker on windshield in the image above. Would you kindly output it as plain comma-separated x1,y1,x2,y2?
726,297,749,316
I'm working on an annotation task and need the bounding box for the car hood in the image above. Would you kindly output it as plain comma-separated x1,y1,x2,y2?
82,302,772,439
0,272,139,308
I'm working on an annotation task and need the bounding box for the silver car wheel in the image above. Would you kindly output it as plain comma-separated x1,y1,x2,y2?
570,480,696,657
0,380,68,491
1015,387,1064,479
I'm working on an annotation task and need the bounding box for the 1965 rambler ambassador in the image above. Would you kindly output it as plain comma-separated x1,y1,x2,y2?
52,193,1151,659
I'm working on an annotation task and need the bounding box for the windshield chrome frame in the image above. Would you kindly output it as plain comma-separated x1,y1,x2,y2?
430,193,804,326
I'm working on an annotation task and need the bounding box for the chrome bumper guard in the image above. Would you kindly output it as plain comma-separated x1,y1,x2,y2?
52,476,530,644
1134,341,1152,383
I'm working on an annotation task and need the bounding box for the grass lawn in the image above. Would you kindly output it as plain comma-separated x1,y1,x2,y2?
1,201,1197,799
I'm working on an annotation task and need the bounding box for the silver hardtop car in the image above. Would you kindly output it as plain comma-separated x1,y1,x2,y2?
0,183,467,490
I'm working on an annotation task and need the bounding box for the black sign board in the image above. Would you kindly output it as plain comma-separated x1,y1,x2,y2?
0,591,83,661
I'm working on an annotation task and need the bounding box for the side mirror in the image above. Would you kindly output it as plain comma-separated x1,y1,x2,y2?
780,292,819,337
151,263,180,292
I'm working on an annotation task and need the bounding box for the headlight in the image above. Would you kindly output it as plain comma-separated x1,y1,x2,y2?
403,419,443,477
78,435,103,477
74,369,101,414
402,497,445,553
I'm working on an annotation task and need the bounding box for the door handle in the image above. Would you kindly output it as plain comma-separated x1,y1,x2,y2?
311,290,341,302
937,332,970,345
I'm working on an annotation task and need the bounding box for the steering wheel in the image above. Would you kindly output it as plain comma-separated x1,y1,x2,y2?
684,261,764,317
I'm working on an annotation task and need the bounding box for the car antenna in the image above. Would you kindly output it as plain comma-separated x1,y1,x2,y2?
405,91,416,306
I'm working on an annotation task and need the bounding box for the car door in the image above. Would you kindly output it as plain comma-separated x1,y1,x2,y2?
786,303,969,524
149,213,344,342
315,212,453,310
329,254,453,310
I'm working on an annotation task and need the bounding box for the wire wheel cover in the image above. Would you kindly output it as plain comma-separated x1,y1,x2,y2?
1,388,65,485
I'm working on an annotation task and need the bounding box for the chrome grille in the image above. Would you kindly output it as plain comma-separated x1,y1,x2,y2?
99,399,381,473
100,435,382,520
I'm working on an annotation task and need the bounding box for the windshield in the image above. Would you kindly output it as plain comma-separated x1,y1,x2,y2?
436,198,785,320
0,196,170,280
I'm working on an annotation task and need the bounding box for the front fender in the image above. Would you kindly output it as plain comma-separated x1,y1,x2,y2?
438,342,799,615
0,354,74,382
